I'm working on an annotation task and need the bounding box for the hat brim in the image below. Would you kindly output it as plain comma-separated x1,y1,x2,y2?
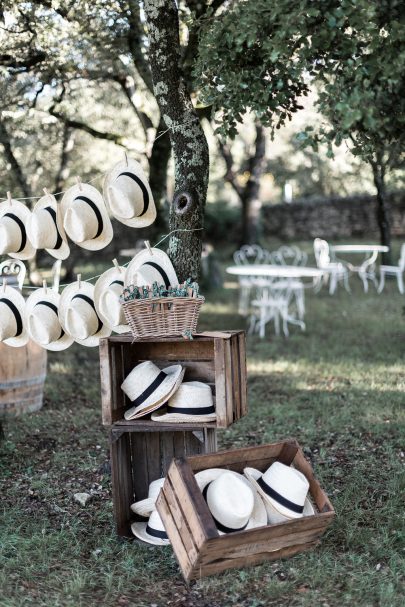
94,266,128,334
194,468,267,533
60,183,113,251
244,467,315,522
124,248,178,288
0,284,29,346
0,200,36,260
123,365,185,420
130,498,157,518
30,195,70,260
151,409,217,423
103,158,156,228
59,280,112,347
131,521,170,546
25,287,74,351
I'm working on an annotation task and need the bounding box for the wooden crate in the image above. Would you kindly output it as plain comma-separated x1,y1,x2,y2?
100,331,247,429
110,424,217,537
157,438,335,580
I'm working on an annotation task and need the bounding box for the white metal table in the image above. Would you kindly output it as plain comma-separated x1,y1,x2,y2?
330,245,389,292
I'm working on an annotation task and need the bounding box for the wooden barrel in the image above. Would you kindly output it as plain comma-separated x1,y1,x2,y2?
0,341,47,418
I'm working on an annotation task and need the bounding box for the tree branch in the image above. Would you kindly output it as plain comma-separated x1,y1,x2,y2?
0,50,46,72
49,108,125,147
127,0,153,93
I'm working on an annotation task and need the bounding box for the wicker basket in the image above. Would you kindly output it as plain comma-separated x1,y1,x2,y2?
121,296,205,339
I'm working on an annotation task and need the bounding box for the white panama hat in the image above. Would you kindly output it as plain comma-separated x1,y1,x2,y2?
27,193,70,260
94,265,128,334
124,246,178,289
244,462,315,524
103,158,156,228
195,469,267,534
59,279,111,347
131,509,170,546
122,361,185,420
130,477,165,517
151,381,216,423
25,286,73,351
61,183,113,251
0,198,35,260
0,283,28,347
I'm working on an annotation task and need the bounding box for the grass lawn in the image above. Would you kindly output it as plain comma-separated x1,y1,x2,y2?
1,243,404,607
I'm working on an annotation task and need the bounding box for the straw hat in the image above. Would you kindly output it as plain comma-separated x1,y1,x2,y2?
0,198,35,260
130,477,165,517
195,469,267,534
124,246,178,289
27,193,70,260
94,265,128,334
25,286,74,351
0,283,28,347
151,381,216,423
59,279,111,347
244,462,314,524
103,158,156,228
61,183,113,250
122,361,184,420
131,509,170,546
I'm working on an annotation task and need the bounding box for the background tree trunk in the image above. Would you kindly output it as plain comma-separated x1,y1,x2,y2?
143,0,209,282
148,116,171,233
371,160,392,265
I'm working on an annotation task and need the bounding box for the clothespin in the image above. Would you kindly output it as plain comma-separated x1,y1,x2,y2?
2,277,7,291
144,240,153,255
43,187,53,201
76,176,83,191
124,151,128,167
43,279,47,294
112,258,122,273
77,273,81,289
7,191,12,206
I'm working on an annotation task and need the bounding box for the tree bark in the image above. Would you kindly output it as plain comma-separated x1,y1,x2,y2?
148,115,171,230
371,160,392,265
143,0,209,282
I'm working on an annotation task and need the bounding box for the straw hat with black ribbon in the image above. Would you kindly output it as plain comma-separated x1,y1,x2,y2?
151,381,216,423
61,182,113,251
27,191,70,260
121,360,185,420
124,244,178,289
0,282,28,347
130,477,165,518
94,261,128,334
131,509,170,546
244,462,315,524
0,196,35,260
59,278,111,347
25,284,73,351
195,469,267,535
103,157,156,228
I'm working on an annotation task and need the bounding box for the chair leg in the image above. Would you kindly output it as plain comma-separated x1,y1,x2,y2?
343,270,351,293
329,273,337,295
378,271,385,294
397,272,404,295
359,271,368,293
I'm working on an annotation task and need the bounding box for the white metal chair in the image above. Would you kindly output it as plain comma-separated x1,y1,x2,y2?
0,259,26,289
233,245,271,315
378,244,405,294
249,282,305,338
313,238,350,295
269,245,308,267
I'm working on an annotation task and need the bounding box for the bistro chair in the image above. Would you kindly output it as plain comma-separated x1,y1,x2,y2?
378,243,405,294
313,238,350,295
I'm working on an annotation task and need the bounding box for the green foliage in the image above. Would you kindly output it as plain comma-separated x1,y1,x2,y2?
204,200,241,243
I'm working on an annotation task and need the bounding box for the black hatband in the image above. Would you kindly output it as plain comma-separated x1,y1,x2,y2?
130,371,167,408
117,171,149,217
3,212,26,253
142,262,170,289
145,525,168,540
167,405,215,415
71,293,103,334
74,196,103,239
257,476,304,514
109,279,124,287
44,206,63,249
202,483,248,534
0,298,23,337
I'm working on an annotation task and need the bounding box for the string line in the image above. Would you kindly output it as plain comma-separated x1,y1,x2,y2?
20,228,204,290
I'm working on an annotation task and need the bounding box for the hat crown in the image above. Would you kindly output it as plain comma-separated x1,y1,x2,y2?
0,301,17,340
65,298,99,339
29,209,58,249
0,218,20,254
122,360,165,400
262,462,309,507
148,477,165,500
28,307,61,345
64,205,99,243
206,472,254,530
99,284,125,327
168,381,213,411
108,184,144,219
148,509,166,533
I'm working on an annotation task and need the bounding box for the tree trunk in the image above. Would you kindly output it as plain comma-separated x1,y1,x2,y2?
372,161,392,265
54,125,75,192
148,115,171,232
240,123,266,245
143,0,209,282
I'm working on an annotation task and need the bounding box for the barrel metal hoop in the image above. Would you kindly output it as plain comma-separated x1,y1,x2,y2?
0,373,47,390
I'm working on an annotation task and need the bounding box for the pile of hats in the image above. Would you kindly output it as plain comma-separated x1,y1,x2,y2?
121,361,216,423
130,462,314,545
0,158,156,261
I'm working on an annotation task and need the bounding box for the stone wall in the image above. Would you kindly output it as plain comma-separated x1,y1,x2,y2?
262,192,405,240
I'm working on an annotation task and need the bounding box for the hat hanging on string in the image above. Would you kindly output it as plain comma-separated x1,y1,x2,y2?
59,274,111,347
103,155,156,228
0,280,29,347
125,241,178,288
25,280,74,351
27,189,70,260
94,259,128,334
0,193,36,260
61,179,113,250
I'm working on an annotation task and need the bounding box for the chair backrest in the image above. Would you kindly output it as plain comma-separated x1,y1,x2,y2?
0,259,26,289
398,243,405,270
270,245,307,267
313,238,330,268
52,259,62,292
233,245,266,265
